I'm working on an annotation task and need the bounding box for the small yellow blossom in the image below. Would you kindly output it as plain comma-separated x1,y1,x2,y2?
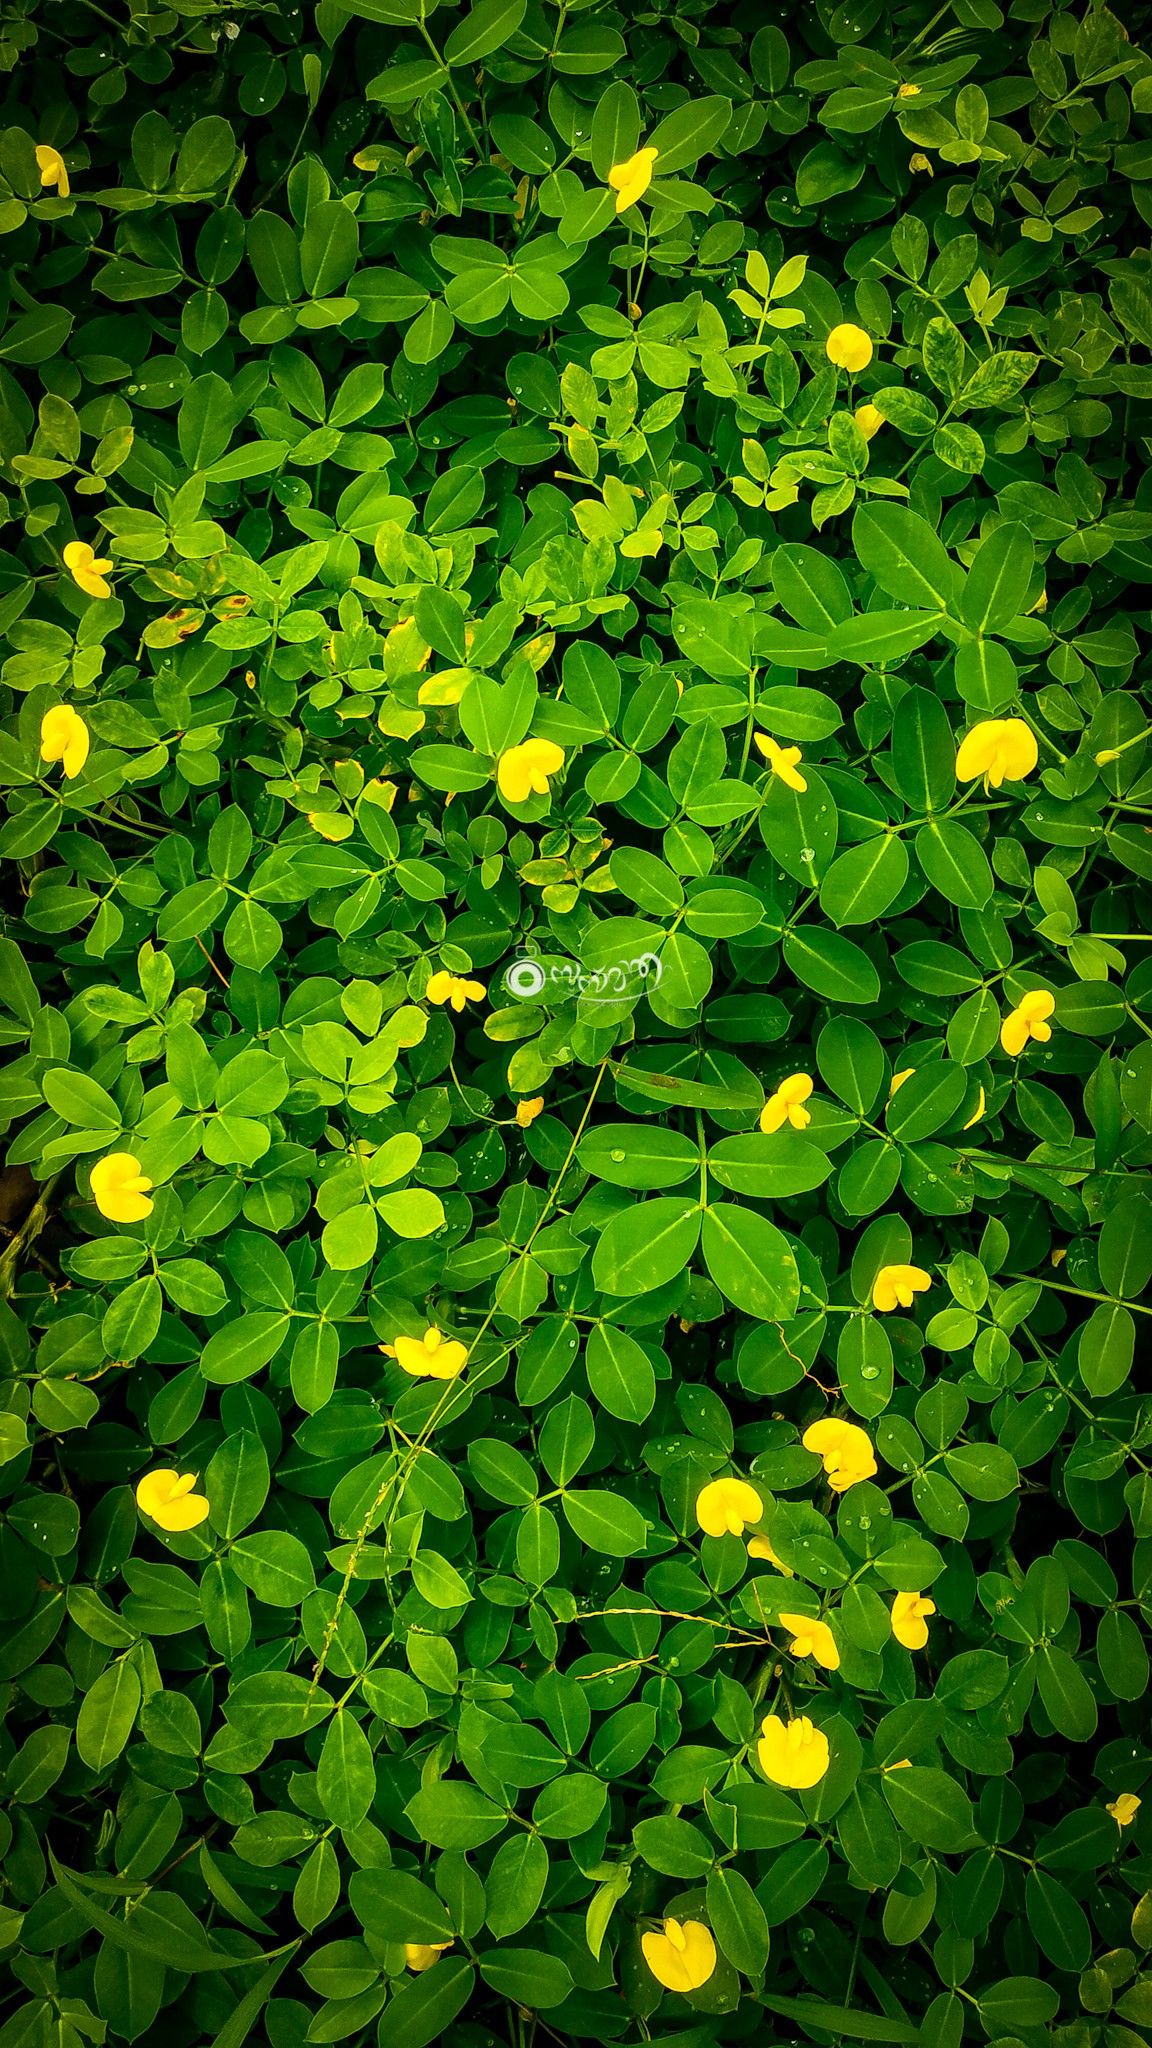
696,1476,763,1539
136,1470,209,1532
889,1069,915,1097
872,1264,932,1313
803,1418,877,1492
1001,990,1055,1057
90,1153,153,1224
909,153,933,174
641,1917,715,1993
955,717,1038,789
1029,586,1048,614
36,144,70,198
607,146,658,214
962,1086,986,1131
755,732,807,792
760,1072,813,1134
497,737,565,805
779,1611,840,1671
758,1713,830,1790
63,540,113,599
426,970,485,1013
1107,1793,1141,1829
405,1942,452,1971
39,706,89,780
748,1533,793,1574
825,324,873,373
855,402,885,440
891,1591,936,1650
380,1326,468,1380
897,82,921,98
515,1096,544,1128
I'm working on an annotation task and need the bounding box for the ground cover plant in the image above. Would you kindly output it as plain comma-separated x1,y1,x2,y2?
1,0,1152,2043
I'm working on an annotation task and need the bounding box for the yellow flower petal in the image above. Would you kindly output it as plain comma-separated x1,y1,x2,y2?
961,1085,985,1131
757,1713,830,1789
802,1418,877,1492
39,705,89,780
390,1326,469,1380
872,1264,932,1313
136,1469,209,1532
955,718,1038,789
1106,1793,1141,1828
497,737,565,806
779,1611,840,1670
754,732,807,793
63,540,113,600
36,144,69,198
425,970,485,1012
515,1096,544,1128
825,324,873,373
1000,989,1055,1055
641,1917,715,1993
607,146,658,214
90,1152,153,1224
748,1533,793,1574
696,1476,763,1539
891,1590,936,1650
405,1942,452,1971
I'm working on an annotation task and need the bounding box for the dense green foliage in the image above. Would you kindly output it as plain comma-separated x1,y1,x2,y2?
2,1,1152,2043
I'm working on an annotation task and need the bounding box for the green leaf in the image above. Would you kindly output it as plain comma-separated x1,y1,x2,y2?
591,1197,701,1297
701,1202,800,1318
852,503,960,612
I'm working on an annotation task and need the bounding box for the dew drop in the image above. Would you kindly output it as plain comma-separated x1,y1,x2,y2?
610,1148,626,1162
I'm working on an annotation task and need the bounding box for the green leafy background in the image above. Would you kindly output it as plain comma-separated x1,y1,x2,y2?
1,0,1151,2043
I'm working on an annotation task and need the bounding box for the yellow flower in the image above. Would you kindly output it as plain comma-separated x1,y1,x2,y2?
696,1476,763,1539
955,717,1038,789
757,1713,830,1790
891,1591,936,1650
748,1533,793,1574
641,1917,715,1993
755,732,807,792
136,1470,209,1533
803,1418,877,1493
779,1611,840,1671
515,1096,544,1128
405,1942,452,1971
36,144,70,198
1029,586,1048,614
962,1086,985,1131
872,1264,932,1313
607,146,658,214
63,540,113,599
854,402,885,440
889,1068,914,1097
897,82,921,98
1000,989,1055,1057
39,705,89,780
426,970,485,1012
760,1072,813,1135
90,1153,153,1224
497,737,565,805
909,153,933,175
1107,1793,1141,1829
380,1326,469,1380
825,324,873,373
